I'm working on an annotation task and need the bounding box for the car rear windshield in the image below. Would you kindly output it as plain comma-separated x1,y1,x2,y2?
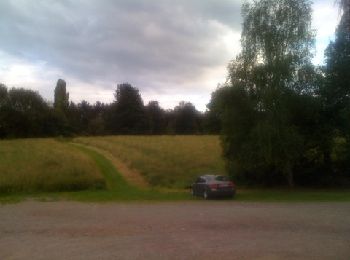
215,176,229,181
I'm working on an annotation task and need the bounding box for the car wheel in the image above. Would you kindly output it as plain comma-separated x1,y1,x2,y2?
203,190,209,200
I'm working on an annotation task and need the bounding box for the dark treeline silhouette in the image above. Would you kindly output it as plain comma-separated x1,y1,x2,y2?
0,81,215,138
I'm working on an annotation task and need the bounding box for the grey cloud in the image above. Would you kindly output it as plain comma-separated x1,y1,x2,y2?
0,0,242,95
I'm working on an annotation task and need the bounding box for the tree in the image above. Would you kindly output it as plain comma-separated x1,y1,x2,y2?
0,88,50,137
220,0,316,186
171,101,200,134
52,79,70,135
322,0,350,173
54,79,69,113
0,84,8,137
146,101,165,134
0,84,7,105
108,83,147,134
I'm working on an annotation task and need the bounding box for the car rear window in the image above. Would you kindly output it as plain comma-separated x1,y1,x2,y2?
215,176,229,181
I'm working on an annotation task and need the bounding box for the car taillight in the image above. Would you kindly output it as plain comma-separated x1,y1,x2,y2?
228,181,235,188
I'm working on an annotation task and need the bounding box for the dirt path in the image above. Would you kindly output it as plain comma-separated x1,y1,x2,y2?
1,201,350,259
73,143,149,188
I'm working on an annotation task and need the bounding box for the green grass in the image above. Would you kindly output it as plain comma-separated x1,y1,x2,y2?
63,145,191,201
75,135,225,188
0,139,105,193
0,142,191,203
1,136,350,203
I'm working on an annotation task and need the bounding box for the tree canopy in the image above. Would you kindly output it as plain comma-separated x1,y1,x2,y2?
215,0,319,187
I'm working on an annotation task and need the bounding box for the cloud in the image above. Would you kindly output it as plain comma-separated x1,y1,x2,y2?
0,0,339,110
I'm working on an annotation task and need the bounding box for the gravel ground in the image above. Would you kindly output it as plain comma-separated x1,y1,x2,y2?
1,201,350,260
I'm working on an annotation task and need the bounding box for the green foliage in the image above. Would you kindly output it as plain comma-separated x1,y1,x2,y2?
0,87,54,138
54,79,69,112
146,101,166,134
0,83,7,105
321,0,350,175
172,101,201,134
51,79,71,135
107,83,147,134
1,78,212,138
217,0,320,187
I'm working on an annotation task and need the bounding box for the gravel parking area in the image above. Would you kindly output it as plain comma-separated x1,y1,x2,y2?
1,201,349,259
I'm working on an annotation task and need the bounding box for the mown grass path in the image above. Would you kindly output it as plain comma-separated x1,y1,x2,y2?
72,143,149,188
68,144,190,201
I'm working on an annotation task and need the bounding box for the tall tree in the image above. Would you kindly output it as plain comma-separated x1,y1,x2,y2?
324,0,350,130
172,101,200,134
221,0,316,186
108,83,147,134
322,0,350,172
0,84,7,105
54,79,69,113
146,101,165,134
53,79,70,135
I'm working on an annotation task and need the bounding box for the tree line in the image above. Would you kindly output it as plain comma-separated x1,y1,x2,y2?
209,0,350,187
0,80,219,138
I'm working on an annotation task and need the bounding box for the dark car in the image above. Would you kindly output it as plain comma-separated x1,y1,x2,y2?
191,175,235,199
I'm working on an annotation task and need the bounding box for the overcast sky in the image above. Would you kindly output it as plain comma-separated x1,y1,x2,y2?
0,0,339,111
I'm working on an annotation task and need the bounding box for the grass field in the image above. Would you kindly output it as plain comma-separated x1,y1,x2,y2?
1,136,350,203
75,135,225,188
0,139,105,193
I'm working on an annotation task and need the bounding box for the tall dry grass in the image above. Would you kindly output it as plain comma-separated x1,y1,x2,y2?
0,139,105,193
75,135,225,188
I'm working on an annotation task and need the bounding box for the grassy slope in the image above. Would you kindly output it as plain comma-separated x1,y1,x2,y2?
75,135,225,188
0,139,105,193
0,137,350,203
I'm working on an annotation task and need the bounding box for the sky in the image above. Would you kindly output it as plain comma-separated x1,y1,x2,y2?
0,0,340,111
